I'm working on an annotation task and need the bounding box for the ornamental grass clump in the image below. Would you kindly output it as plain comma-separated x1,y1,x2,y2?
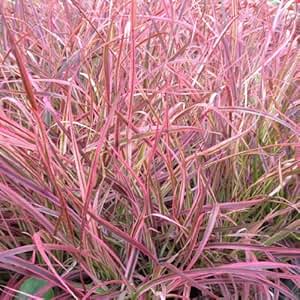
0,0,299,299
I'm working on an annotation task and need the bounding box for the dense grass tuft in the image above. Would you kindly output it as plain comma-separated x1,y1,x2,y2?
0,0,299,299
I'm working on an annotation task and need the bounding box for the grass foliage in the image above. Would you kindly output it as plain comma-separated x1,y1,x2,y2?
0,0,299,299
